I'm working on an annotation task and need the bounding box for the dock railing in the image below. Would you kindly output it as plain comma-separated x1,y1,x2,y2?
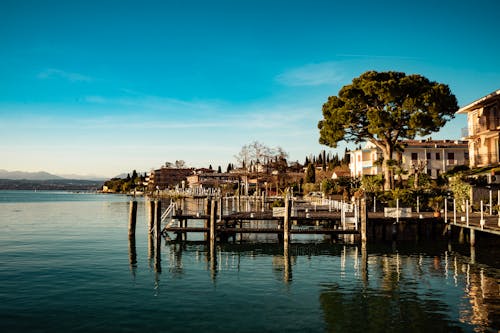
162,201,177,227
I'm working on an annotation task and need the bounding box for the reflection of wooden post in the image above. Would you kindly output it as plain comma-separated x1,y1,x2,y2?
155,200,162,273
361,242,368,286
128,200,137,238
360,196,367,243
283,241,292,283
458,227,464,244
148,233,154,267
128,233,137,274
470,229,475,247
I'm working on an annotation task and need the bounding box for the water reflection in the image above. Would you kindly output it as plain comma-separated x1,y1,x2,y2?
159,240,499,331
128,235,137,279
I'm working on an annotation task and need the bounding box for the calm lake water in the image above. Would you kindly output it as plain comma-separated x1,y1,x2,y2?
0,190,498,332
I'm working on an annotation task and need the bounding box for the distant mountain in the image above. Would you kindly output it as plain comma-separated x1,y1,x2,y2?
0,169,64,180
58,173,107,181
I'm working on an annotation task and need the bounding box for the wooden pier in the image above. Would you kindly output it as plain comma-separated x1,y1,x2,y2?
128,195,500,248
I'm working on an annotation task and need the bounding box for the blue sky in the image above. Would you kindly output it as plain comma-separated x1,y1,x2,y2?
1,0,499,178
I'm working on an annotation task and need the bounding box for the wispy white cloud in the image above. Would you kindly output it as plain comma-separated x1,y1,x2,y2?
37,68,92,82
276,62,345,87
83,94,224,115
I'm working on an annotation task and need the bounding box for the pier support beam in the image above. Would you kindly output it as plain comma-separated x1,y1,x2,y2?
458,227,465,244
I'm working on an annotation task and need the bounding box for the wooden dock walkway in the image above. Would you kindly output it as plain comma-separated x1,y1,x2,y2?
163,210,500,240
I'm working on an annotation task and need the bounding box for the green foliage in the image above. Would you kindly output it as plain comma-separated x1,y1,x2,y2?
445,165,470,176
318,70,458,190
361,175,383,193
407,173,431,189
302,182,319,194
321,179,334,195
103,170,145,193
428,195,444,212
305,163,316,183
449,176,471,211
271,199,284,208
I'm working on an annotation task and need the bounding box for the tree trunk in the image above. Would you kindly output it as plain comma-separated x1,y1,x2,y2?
382,146,394,191
370,139,394,191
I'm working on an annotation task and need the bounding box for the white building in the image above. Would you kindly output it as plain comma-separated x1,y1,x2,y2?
349,140,469,179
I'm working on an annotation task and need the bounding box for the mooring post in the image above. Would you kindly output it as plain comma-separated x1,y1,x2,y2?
210,198,217,243
148,200,155,233
128,200,138,238
155,201,162,239
283,197,291,244
360,196,367,243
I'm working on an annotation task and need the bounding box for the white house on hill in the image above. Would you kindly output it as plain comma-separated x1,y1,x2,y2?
349,140,469,179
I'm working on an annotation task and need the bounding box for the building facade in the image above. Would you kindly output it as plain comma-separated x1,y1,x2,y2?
457,89,500,167
147,167,194,191
349,140,469,179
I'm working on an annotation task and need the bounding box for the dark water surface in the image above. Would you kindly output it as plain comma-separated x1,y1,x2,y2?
0,191,498,332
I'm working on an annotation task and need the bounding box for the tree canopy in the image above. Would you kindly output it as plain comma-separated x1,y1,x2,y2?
318,71,458,190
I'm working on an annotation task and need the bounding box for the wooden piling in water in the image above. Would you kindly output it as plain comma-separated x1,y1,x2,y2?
360,196,367,243
470,229,475,246
128,200,137,238
210,199,217,243
283,198,291,244
148,200,155,233
155,200,162,232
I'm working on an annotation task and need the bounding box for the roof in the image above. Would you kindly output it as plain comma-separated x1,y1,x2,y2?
456,89,500,114
402,139,468,148
350,140,467,152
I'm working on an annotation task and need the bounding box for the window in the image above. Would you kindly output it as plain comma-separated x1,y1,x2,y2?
426,152,431,160
411,153,418,160
436,152,441,160
447,152,455,164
